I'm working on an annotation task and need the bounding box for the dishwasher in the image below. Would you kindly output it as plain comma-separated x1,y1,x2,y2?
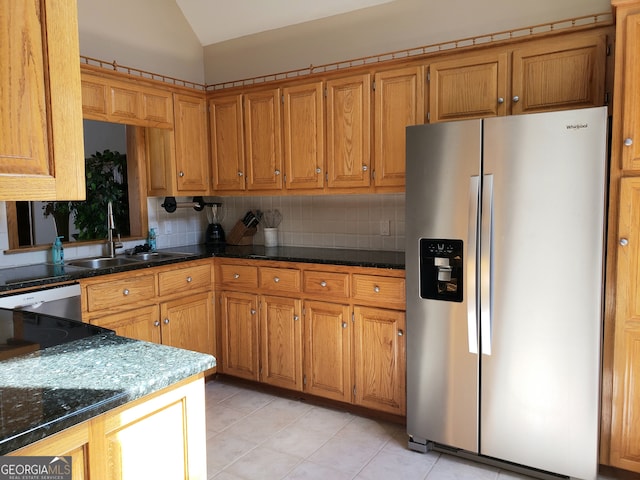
0,284,82,321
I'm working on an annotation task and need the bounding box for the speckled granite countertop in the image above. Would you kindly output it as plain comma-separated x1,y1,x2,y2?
0,245,405,292
0,332,215,454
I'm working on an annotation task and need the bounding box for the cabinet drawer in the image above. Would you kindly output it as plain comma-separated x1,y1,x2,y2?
86,275,156,311
259,267,301,293
303,271,349,299
219,264,258,289
352,274,405,308
158,264,211,296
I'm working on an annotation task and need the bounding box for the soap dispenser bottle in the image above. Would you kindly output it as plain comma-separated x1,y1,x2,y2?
52,236,64,265
148,228,157,252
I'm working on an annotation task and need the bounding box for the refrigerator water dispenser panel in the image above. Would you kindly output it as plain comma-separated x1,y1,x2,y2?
419,239,463,302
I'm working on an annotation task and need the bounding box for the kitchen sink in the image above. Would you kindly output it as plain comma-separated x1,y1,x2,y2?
127,251,195,262
67,257,141,269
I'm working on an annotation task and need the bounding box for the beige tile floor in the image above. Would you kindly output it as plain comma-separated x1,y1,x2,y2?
205,379,636,480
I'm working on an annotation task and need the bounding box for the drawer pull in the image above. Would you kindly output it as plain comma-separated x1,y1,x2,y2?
274,277,280,283
320,281,327,288
154,320,160,327
186,276,192,283
251,309,256,315
374,286,380,293
398,330,404,337
234,273,240,279
123,289,130,296
294,315,299,321
342,322,348,329
163,318,170,325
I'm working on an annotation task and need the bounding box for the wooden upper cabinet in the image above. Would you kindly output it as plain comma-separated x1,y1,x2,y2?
428,51,509,123
144,127,175,196
615,10,640,171
209,94,246,191
511,33,607,115
0,0,85,200
244,89,283,191
326,74,372,188
173,93,209,194
283,82,325,190
374,67,425,187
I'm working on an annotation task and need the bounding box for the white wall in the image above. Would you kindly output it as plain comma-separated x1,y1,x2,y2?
203,0,611,84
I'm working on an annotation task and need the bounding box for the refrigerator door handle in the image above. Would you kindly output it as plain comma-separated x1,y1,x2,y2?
481,174,494,355
467,176,480,355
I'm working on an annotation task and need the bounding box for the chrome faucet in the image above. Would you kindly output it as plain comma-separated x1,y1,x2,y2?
106,201,123,258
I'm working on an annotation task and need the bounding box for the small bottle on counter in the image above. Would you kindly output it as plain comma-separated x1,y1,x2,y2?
148,228,157,252
52,236,64,265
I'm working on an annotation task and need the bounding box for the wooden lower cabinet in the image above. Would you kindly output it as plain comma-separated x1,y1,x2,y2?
160,292,214,354
93,304,161,344
303,300,352,403
219,291,260,380
10,375,207,480
353,306,406,415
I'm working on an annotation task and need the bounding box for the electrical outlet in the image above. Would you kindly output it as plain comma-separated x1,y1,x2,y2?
380,220,390,236
164,221,172,234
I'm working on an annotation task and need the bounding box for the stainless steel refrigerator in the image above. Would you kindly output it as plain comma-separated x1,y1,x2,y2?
405,107,607,480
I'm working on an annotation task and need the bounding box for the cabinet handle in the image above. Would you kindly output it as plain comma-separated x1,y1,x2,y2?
342,322,348,328
234,273,240,279
320,281,327,288
123,289,130,296
163,318,170,325
374,285,380,293
251,309,256,315
186,276,192,283
274,276,280,283
179,171,185,177
398,330,404,337
620,238,629,246
274,169,281,175
154,320,160,327
238,171,244,177
294,315,299,321
362,165,368,172
624,138,633,147
315,167,321,174
497,97,504,104
512,95,520,103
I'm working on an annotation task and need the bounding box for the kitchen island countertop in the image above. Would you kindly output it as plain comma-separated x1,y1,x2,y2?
0,332,215,455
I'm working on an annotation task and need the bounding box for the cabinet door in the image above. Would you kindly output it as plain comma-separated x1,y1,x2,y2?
244,89,283,191
220,292,260,380
209,94,246,191
92,305,161,345
109,84,140,122
283,82,325,190
145,127,176,196
326,74,371,188
353,306,406,415
374,67,425,187
618,13,640,171
610,177,640,472
260,296,303,390
428,51,508,123
303,300,351,402
140,88,174,128
0,0,85,200
173,93,210,193
160,292,214,355
511,33,607,115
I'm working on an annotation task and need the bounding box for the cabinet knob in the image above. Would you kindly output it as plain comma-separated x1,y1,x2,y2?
274,169,281,175
624,138,633,147
512,95,520,103
342,322,348,329
179,171,185,177
294,315,299,321
123,288,130,296
315,167,322,174
320,281,327,288
274,276,280,283
234,273,240,279
362,165,368,172
238,171,244,177
497,97,504,104
186,276,192,283
374,285,380,293
163,318,170,325
620,238,629,246
251,309,256,315
154,320,160,327
398,330,404,337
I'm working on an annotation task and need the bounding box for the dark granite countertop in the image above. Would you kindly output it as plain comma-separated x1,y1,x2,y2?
0,245,405,293
0,332,215,454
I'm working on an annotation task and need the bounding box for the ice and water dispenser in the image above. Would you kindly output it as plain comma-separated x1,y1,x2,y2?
419,239,463,302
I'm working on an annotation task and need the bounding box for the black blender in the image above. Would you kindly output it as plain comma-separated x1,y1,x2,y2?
205,202,226,247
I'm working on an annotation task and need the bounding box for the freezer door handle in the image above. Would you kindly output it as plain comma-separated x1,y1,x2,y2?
481,174,493,355
467,176,480,355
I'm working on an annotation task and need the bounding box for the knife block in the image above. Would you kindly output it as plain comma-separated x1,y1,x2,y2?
225,220,257,245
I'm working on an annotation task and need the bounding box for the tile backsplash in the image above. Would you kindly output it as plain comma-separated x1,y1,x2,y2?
0,193,405,267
